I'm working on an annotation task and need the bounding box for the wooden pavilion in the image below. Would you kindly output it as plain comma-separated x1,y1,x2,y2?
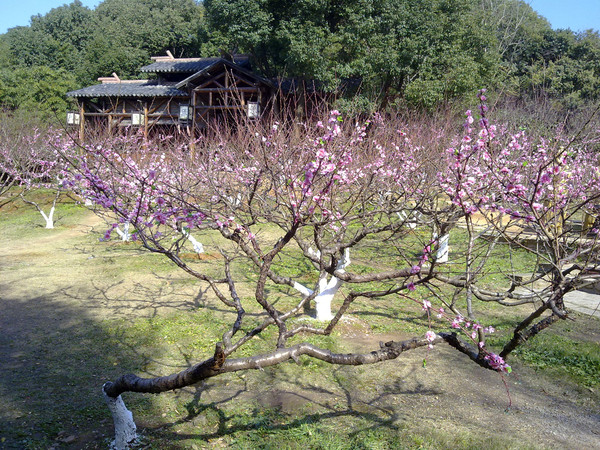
66,52,274,140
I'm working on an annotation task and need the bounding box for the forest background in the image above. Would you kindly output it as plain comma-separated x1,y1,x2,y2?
1,0,600,123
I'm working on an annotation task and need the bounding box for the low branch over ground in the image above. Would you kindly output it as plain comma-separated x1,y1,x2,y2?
104,336,445,398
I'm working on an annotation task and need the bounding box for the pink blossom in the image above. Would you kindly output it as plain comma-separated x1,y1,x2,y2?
425,330,436,342
484,353,511,373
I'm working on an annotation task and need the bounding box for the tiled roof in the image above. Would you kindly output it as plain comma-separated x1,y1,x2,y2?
140,56,251,73
66,81,187,98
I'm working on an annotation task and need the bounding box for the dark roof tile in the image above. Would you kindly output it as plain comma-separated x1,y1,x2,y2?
66,81,187,98
140,56,250,73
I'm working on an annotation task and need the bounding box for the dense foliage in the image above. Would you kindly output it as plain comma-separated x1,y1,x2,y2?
1,0,600,116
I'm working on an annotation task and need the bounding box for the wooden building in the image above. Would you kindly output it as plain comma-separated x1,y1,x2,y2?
66,52,274,139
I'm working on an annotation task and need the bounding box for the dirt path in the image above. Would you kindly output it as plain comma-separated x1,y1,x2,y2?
0,210,599,449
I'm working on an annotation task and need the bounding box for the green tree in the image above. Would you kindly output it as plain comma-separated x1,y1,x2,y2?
5,1,95,75
0,66,78,117
204,0,499,109
82,0,204,81
0,35,11,66
29,1,94,51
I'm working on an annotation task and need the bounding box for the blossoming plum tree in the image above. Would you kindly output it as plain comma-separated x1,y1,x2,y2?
63,96,599,448
0,126,69,228
438,91,600,358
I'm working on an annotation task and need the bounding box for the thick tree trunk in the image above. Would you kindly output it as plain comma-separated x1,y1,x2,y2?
314,275,342,321
293,249,350,320
103,386,137,449
21,190,60,229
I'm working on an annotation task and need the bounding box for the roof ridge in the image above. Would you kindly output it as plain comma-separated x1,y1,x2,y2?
151,57,210,62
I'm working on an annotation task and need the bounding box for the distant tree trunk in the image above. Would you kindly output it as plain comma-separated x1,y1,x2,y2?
182,229,204,254
115,223,131,241
20,189,60,229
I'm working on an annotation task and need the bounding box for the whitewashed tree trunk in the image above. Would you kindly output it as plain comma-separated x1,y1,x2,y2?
437,233,449,263
294,248,351,321
40,206,55,229
182,230,204,254
396,210,420,229
115,223,131,241
314,274,343,321
226,193,242,207
21,190,60,229
103,386,137,450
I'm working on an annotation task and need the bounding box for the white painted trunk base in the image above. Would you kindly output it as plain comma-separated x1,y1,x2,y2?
294,248,350,321
182,230,204,254
396,210,421,229
104,388,137,449
115,223,131,241
41,206,55,229
437,234,449,263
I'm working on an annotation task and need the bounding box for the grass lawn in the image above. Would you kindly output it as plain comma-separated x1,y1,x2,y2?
0,195,598,449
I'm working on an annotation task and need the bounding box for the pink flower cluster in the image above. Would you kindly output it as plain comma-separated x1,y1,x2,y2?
484,352,511,373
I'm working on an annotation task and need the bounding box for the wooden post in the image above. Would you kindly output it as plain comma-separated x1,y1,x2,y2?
79,102,85,143
143,103,149,140
583,212,595,231
192,91,197,137
224,72,229,106
273,87,280,117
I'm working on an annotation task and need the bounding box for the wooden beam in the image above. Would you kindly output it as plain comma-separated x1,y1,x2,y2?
197,73,226,89
231,71,258,87
225,71,229,106
192,91,197,141
194,87,260,93
84,112,136,117
144,103,149,140
79,102,85,143
195,105,244,110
